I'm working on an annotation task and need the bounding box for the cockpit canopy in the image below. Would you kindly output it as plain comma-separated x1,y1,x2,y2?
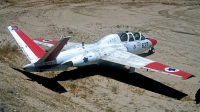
118,31,146,42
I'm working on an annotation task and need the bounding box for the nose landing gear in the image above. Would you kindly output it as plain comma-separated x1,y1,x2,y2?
148,47,155,54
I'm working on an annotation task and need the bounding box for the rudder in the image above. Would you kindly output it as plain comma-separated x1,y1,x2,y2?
7,25,46,63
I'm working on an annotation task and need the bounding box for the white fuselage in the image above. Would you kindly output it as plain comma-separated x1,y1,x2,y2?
23,33,153,72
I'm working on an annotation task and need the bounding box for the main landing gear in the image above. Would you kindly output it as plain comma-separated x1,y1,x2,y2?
148,47,155,54
129,67,135,73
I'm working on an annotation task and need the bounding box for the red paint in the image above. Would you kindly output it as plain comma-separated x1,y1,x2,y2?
44,38,70,62
34,38,58,45
12,26,46,58
145,62,193,80
147,38,157,46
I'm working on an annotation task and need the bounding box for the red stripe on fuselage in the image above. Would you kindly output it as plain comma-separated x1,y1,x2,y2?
12,26,46,58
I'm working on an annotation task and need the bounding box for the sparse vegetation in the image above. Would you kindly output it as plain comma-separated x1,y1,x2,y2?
70,82,77,89
0,103,7,112
0,38,22,66
180,96,193,101
116,25,120,28
106,107,114,112
111,85,118,94
7,87,15,94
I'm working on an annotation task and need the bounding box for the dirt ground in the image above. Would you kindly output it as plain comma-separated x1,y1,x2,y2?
0,0,200,111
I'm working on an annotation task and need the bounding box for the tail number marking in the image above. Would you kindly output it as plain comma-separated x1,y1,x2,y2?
45,62,53,66
142,42,148,48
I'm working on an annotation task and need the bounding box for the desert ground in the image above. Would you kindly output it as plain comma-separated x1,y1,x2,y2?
0,0,200,111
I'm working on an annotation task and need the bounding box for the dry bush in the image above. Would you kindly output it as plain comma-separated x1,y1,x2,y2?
70,81,77,89
106,107,114,112
180,96,193,101
0,38,22,66
110,85,118,94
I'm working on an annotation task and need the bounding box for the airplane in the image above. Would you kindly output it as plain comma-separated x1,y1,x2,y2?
7,25,194,80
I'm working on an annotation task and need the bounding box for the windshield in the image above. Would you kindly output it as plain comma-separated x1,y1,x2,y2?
141,34,146,40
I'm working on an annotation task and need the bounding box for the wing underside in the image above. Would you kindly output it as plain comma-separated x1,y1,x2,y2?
101,50,193,80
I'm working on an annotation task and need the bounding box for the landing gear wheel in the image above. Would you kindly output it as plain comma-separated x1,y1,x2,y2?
148,47,155,54
129,67,135,73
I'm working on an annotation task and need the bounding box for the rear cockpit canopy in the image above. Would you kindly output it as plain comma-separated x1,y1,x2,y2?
98,31,146,44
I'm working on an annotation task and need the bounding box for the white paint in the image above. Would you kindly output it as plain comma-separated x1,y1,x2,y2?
8,26,39,63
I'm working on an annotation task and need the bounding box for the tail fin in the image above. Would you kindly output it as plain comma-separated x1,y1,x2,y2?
36,36,70,63
7,26,46,63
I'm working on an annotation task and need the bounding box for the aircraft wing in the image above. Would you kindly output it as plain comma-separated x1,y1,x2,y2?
33,38,57,47
101,50,193,80
33,38,81,50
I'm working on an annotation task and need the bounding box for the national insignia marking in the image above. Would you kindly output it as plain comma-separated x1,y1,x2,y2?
83,57,88,63
43,39,52,42
12,26,18,30
165,67,179,72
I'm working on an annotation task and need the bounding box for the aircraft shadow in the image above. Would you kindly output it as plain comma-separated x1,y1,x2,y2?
54,63,187,100
13,68,67,93
195,88,200,104
138,52,154,57
13,64,187,100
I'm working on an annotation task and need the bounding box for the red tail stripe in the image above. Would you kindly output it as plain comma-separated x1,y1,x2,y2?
12,26,46,58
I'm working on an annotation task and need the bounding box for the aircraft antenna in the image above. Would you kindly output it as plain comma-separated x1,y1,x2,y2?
82,42,84,49
60,34,66,40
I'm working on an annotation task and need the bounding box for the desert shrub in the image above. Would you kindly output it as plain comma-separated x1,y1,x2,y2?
111,85,118,94
0,38,21,65
106,107,114,112
0,103,7,112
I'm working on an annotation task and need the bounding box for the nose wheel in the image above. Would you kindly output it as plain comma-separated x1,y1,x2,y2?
148,47,155,54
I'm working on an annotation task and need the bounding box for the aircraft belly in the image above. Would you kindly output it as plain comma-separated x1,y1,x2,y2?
24,65,69,72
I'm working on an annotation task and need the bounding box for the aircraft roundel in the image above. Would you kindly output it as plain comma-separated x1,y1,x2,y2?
164,67,179,72
12,26,18,30
43,39,52,42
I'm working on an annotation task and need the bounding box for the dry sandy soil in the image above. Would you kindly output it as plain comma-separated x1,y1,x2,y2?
0,0,200,111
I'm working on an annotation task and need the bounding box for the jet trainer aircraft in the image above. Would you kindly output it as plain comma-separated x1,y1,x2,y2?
8,25,194,80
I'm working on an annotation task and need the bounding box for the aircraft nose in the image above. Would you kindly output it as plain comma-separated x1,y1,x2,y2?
148,38,157,46
23,63,34,69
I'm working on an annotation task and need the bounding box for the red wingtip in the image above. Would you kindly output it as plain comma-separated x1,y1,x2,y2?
182,74,194,80
145,62,194,80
